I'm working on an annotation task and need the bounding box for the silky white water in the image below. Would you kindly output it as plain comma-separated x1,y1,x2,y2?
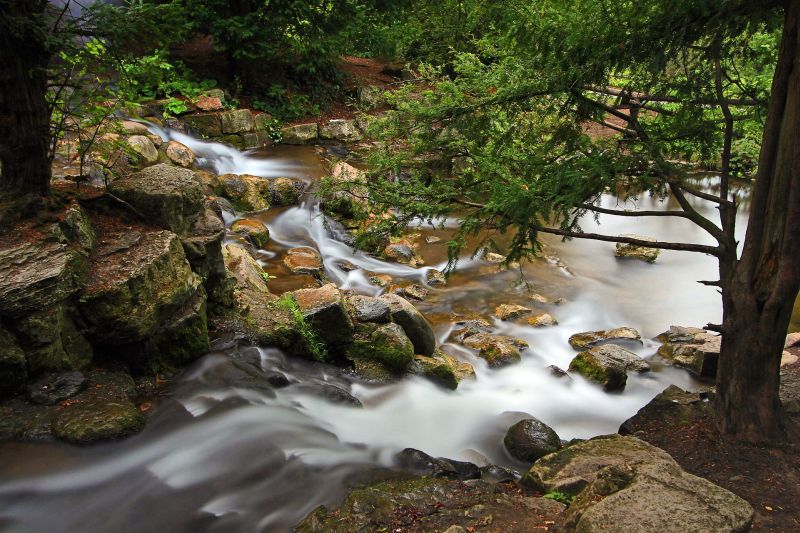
0,127,745,532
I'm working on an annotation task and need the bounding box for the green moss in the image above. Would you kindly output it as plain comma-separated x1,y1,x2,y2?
568,353,607,384
51,399,145,444
345,323,414,372
275,293,328,362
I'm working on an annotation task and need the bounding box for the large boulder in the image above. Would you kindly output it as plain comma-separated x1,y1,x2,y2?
109,164,205,235
220,109,255,134
409,350,475,390
319,119,362,142
346,294,391,323
183,113,223,137
281,123,318,144
0,327,26,399
345,322,415,374
52,398,144,444
504,417,562,463
79,230,202,345
522,435,752,533
378,294,436,356
181,208,227,289
126,135,159,164
216,173,270,212
268,177,306,206
223,242,270,294
9,304,92,374
615,234,660,263
569,344,650,391
293,283,355,347
569,326,642,350
656,325,720,378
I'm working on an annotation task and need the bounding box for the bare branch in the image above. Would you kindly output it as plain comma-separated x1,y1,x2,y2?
578,203,691,218
584,86,765,107
532,224,721,255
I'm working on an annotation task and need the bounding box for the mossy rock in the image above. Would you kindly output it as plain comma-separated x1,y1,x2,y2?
52,399,144,444
231,218,270,248
346,322,415,373
183,113,222,137
216,173,270,212
410,350,475,390
0,327,26,399
11,305,92,374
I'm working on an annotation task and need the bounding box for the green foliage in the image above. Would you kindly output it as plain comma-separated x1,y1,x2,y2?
275,294,328,362
253,85,319,121
543,491,575,505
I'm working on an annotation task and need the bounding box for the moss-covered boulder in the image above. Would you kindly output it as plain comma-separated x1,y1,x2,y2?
504,417,562,463
223,242,270,294
220,109,255,134
231,218,270,248
495,304,532,321
378,294,436,356
319,119,362,142
293,283,354,348
10,304,92,374
79,230,202,345
184,113,222,137
181,208,227,293
280,123,318,144
346,294,391,323
52,399,144,444
268,177,306,206
462,332,524,368
346,322,415,374
568,326,642,350
126,135,159,165
409,350,475,390
216,173,270,212
0,327,26,399
109,164,205,235
568,344,649,391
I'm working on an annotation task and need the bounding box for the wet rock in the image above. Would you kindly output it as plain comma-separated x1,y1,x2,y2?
569,326,642,350
268,177,306,206
395,448,481,480
528,313,558,327
394,283,429,301
495,304,532,321
378,294,436,356
369,273,392,287
220,109,254,134
0,327,26,399
127,135,159,164
284,247,323,277
656,326,720,378
231,218,270,248
547,365,571,379
483,251,506,263
462,332,523,368
522,435,752,533
426,269,446,285
26,371,87,405
216,173,270,212
223,242,269,293
294,283,355,347
80,230,202,344
615,234,660,263
346,294,390,323
504,418,562,463
184,113,222,137
0,240,88,318
280,123,318,144
335,259,358,272
109,164,205,235
384,240,422,267
293,381,362,407
319,119,362,142
530,293,549,304
619,385,706,436
324,161,369,217
181,208,227,296
164,140,195,167
410,350,475,390
568,344,650,391
9,304,92,374
51,398,145,444
346,322,415,373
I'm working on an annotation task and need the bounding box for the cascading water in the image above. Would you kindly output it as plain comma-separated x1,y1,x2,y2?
0,125,747,532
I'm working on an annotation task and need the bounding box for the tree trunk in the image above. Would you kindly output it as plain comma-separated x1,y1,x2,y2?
715,0,800,442
0,1,52,196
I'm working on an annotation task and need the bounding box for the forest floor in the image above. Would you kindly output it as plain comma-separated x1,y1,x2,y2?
633,346,800,533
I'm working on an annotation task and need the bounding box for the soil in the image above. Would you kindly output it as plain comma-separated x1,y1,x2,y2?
628,349,800,533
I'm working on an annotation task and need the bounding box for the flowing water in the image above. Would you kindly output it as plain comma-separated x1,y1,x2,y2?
0,127,755,532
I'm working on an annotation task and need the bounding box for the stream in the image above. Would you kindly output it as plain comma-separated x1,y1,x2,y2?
0,127,752,532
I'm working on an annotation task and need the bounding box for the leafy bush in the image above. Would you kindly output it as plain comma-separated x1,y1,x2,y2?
275,294,328,362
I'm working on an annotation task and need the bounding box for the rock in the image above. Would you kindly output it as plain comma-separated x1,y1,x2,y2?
319,119,362,142
280,123,318,144
504,418,562,463
483,251,506,263
268,177,306,206
786,332,800,348
495,304,532,321
0,240,88,317
253,113,275,132
164,140,195,167
378,294,436,356
426,235,442,244
184,113,222,137
181,208,227,291
296,475,565,533
530,293,549,304
26,371,86,405
80,230,202,344
357,86,384,109
569,326,642,350
9,305,92,374
615,234,660,263
369,274,392,287
394,283,429,300
547,365,571,379
325,161,369,216
569,344,650,391
384,241,415,264
109,164,205,235
195,95,224,111
522,435,752,533
284,247,324,277
426,269,446,285
463,332,523,368
395,448,481,480
656,326,720,378
346,322,415,373
410,350,475,390
619,385,706,436
223,243,269,293
346,294,390,323
126,135,159,164
231,218,270,248
294,284,355,347
782,350,798,366
216,173,270,212
220,109,255,134
52,398,145,444
0,327,26,398
528,313,558,327
120,120,150,135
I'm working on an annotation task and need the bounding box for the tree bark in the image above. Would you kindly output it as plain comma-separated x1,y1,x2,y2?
715,0,800,442
0,1,52,196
